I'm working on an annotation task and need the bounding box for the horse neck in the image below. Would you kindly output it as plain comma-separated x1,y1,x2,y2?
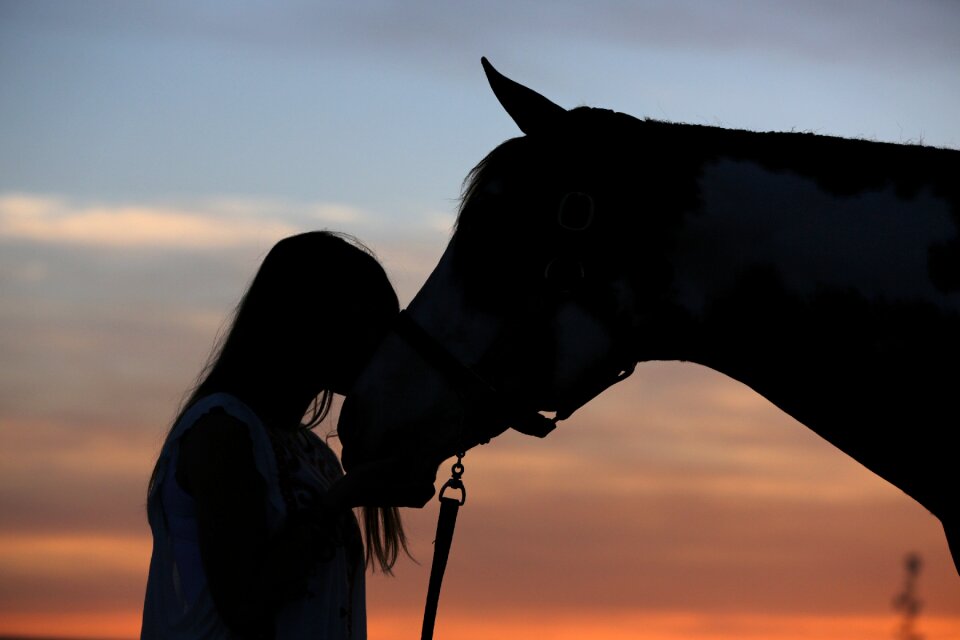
624,128,960,520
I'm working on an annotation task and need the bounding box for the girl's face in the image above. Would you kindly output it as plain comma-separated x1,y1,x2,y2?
320,284,399,397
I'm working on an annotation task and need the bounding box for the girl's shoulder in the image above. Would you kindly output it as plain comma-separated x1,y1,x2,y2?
177,407,260,496
152,392,287,530
178,392,264,433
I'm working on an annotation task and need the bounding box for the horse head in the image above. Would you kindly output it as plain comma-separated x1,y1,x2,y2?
337,60,960,578
337,59,666,473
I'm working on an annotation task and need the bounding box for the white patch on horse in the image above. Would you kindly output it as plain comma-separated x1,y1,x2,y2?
672,158,959,314
409,245,504,366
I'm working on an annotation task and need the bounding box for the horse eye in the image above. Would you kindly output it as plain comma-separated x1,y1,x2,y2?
558,192,594,231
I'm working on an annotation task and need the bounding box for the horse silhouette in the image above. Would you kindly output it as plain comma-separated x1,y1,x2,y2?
338,58,960,574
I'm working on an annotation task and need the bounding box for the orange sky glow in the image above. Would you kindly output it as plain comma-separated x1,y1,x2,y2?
2,369,958,638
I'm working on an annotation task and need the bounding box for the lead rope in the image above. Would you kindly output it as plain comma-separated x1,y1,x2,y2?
420,452,467,640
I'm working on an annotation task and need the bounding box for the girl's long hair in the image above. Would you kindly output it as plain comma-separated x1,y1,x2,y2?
148,231,407,573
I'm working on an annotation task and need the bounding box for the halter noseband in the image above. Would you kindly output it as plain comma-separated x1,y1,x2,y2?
393,299,636,448
393,310,557,443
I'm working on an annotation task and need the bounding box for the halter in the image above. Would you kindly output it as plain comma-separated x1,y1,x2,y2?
404,299,635,640
395,308,634,441
403,191,638,639
395,191,637,445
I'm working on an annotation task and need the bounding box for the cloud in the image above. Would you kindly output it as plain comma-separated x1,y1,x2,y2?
0,533,150,617
0,533,148,580
0,418,155,536
365,610,960,640
370,482,960,616
0,193,372,250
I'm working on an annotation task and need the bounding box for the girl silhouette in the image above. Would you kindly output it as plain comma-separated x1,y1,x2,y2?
141,231,432,639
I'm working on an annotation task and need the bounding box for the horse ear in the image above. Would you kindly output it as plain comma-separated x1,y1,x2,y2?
481,57,566,135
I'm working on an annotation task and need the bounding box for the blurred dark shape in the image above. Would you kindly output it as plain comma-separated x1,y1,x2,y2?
892,552,924,640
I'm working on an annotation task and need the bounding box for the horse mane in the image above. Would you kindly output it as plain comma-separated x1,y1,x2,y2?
456,136,527,231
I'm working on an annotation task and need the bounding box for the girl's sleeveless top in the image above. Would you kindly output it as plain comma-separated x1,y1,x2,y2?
141,393,366,639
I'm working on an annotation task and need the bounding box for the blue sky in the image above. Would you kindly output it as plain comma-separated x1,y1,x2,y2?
3,1,959,210
1,2,959,637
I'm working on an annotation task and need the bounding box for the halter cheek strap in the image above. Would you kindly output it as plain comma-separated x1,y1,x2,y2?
393,191,636,443
402,305,635,640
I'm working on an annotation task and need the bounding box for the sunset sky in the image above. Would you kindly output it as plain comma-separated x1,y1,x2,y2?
2,2,959,639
